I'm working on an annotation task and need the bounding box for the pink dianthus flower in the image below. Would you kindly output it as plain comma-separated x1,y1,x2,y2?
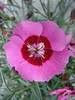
4,20,71,81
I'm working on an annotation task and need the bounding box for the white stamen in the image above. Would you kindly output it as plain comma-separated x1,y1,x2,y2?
29,54,33,57
27,42,45,58
38,43,45,50
27,44,36,51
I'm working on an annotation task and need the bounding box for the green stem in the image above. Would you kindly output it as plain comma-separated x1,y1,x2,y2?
32,5,47,18
0,70,12,92
35,82,43,100
39,0,47,16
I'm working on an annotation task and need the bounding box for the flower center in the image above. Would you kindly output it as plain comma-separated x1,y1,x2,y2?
27,42,45,58
21,35,53,66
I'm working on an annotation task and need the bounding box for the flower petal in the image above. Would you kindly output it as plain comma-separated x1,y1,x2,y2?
41,21,66,51
58,95,68,100
13,20,43,41
3,35,24,68
15,48,70,82
66,33,72,45
50,88,69,95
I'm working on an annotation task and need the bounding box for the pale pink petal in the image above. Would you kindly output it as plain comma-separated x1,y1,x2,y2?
15,61,54,81
41,21,66,51
58,95,68,100
13,20,43,41
49,48,70,75
50,88,67,95
50,87,75,100
3,35,24,68
66,33,72,45
15,48,70,81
